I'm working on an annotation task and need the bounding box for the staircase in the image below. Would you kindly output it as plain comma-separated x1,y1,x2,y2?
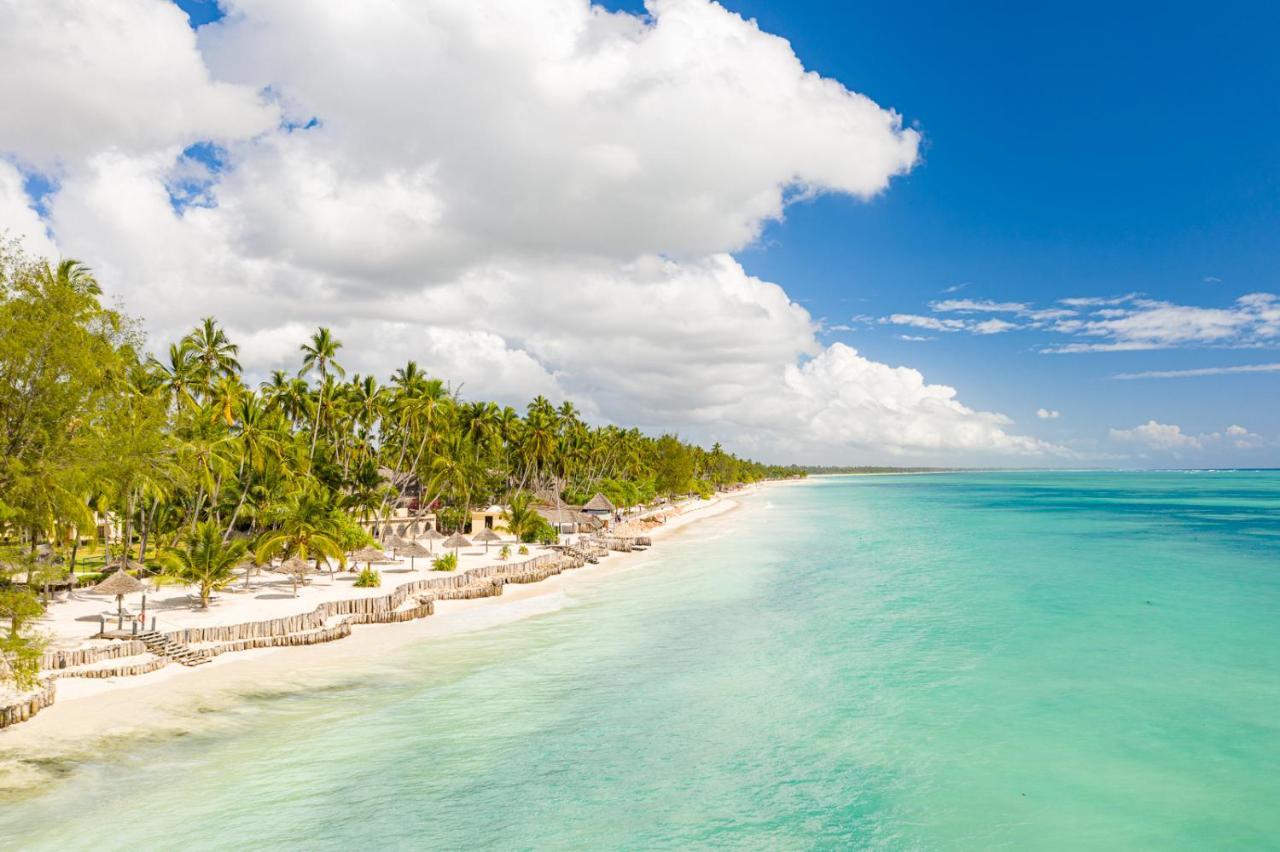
137,631,211,667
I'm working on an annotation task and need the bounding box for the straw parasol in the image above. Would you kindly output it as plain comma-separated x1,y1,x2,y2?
418,528,445,553
278,557,313,597
472,528,502,552
441,532,471,557
92,569,145,619
395,541,431,570
351,545,392,569
382,534,412,553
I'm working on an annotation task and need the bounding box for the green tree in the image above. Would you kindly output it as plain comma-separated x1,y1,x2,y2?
299,327,344,462
162,520,248,610
255,482,347,578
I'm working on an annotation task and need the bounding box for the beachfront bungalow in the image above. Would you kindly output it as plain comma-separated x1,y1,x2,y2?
535,501,606,535
468,505,510,534
583,493,616,522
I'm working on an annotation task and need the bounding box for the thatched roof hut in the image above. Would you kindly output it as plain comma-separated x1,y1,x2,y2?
584,493,615,513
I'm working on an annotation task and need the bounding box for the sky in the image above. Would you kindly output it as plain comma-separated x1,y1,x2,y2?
0,0,1276,467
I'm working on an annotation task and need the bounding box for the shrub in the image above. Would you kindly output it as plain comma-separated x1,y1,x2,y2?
334,513,378,552
354,567,381,588
432,552,458,572
498,545,511,561
522,516,557,544
517,545,529,555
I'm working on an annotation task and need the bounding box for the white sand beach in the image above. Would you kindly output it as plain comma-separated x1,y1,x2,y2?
0,491,747,779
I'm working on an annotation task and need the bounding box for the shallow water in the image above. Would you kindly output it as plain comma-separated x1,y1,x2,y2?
3,472,1279,850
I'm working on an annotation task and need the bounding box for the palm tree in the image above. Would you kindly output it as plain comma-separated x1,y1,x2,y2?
162,520,248,610
299,327,344,461
148,343,200,412
255,482,347,579
37,258,101,296
500,491,540,542
184,317,241,398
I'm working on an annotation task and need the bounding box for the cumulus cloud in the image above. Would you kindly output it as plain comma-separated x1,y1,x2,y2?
1036,408,1060,419
0,0,275,171
1224,424,1264,449
0,0,1063,462
778,345,1061,456
1110,421,1203,452
0,162,57,257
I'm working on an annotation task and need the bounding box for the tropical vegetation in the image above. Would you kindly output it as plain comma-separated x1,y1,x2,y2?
0,245,800,686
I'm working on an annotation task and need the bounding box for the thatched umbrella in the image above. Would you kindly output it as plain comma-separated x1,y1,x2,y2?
441,532,471,558
396,541,431,570
472,528,502,552
278,557,313,597
350,545,391,570
382,534,412,553
419,528,445,553
92,569,145,620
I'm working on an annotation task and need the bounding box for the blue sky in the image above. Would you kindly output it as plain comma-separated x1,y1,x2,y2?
6,0,1277,466
595,0,1280,458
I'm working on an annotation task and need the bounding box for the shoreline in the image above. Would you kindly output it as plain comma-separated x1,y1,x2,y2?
0,487,763,787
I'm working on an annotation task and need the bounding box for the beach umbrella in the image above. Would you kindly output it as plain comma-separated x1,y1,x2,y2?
382,534,412,553
441,532,471,557
278,557,314,597
472,528,502,552
396,541,431,570
92,569,145,620
419,528,445,553
350,545,391,570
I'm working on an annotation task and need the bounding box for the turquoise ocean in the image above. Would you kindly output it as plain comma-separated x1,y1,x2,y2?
2,471,1279,849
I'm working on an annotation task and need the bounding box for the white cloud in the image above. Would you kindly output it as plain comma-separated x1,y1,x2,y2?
930,298,1029,313
972,318,1017,335
882,314,967,332
779,344,1062,457
0,161,57,258
1045,295,1279,353
1224,424,1263,449
1109,421,1203,452
884,288,1280,353
0,0,1066,463
1036,408,1060,419
1113,362,1280,380
0,0,276,171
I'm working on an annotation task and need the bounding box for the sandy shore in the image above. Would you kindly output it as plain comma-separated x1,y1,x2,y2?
0,489,755,784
